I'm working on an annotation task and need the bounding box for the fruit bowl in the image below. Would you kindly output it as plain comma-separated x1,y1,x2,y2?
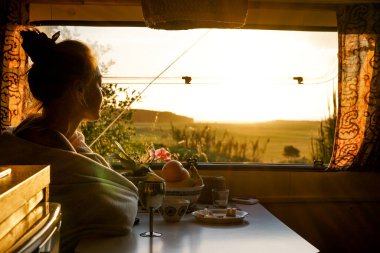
165,184,204,206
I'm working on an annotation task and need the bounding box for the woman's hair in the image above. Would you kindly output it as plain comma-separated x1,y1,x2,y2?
20,29,97,107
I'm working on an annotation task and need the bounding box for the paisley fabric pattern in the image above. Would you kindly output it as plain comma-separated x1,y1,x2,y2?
0,0,28,131
330,4,380,170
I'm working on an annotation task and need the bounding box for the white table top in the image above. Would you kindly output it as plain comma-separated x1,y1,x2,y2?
75,203,318,253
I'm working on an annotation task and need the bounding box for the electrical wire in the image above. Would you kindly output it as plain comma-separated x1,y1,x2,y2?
89,30,210,147
304,74,337,85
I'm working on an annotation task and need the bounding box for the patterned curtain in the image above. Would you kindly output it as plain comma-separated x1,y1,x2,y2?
0,0,28,131
329,4,380,170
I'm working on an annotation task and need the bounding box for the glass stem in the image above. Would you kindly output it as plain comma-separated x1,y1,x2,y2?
149,207,154,236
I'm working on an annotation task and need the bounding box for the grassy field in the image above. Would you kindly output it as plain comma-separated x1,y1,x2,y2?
133,120,320,163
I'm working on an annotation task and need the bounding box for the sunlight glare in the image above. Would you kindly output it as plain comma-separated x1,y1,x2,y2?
71,26,338,123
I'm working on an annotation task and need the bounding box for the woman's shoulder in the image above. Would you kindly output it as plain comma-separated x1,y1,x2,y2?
14,117,75,151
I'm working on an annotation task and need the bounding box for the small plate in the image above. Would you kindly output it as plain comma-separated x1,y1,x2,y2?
192,208,248,224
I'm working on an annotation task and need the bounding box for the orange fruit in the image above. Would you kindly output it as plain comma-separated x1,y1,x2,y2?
161,160,190,182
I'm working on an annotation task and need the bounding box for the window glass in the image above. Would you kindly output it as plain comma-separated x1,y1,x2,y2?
40,26,338,164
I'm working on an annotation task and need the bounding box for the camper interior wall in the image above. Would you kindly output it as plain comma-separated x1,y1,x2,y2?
23,0,380,252
28,0,339,31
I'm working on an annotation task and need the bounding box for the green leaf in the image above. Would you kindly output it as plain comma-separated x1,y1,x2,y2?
134,166,151,176
114,141,129,158
108,153,137,170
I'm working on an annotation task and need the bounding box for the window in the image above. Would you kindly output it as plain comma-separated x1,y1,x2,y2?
40,26,338,165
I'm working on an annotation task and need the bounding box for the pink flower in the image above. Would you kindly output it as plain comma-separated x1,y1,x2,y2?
155,148,171,161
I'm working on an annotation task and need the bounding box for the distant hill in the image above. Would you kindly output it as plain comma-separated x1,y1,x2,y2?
131,109,194,123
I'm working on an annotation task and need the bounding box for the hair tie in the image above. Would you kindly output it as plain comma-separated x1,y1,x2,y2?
20,30,61,64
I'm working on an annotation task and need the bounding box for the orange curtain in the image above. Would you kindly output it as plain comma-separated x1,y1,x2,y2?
329,4,380,170
0,0,28,131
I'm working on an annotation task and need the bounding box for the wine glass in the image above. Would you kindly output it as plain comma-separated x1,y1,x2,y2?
138,181,166,237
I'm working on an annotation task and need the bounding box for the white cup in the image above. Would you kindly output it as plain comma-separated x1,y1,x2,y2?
159,198,190,222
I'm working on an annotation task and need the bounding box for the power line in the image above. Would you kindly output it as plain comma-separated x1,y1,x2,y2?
89,30,211,147
305,74,337,85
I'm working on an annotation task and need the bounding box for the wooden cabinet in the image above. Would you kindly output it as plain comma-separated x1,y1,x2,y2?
0,165,60,252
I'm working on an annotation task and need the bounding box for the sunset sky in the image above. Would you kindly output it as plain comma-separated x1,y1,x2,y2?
52,27,338,123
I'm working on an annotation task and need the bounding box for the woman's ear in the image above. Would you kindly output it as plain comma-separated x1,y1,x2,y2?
74,79,85,93
71,79,87,107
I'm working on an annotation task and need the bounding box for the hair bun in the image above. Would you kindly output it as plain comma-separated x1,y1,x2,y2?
20,30,60,63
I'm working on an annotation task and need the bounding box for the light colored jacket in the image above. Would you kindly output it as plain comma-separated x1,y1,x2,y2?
0,129,138,253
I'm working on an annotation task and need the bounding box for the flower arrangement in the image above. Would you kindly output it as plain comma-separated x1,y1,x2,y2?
109,141,172,176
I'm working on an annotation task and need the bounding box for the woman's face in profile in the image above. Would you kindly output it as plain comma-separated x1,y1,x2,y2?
82,67,103,121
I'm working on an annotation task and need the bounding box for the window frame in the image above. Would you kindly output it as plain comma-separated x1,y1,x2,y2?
33,17,338,169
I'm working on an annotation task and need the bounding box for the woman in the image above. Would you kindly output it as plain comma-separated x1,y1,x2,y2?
0,29,138,252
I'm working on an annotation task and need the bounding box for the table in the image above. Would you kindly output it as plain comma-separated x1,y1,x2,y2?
75,203,318,253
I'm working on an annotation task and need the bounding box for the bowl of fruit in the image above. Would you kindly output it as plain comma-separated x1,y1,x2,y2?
161,160,204,206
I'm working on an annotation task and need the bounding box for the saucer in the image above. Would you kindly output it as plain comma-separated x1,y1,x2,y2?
192,208,248,224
